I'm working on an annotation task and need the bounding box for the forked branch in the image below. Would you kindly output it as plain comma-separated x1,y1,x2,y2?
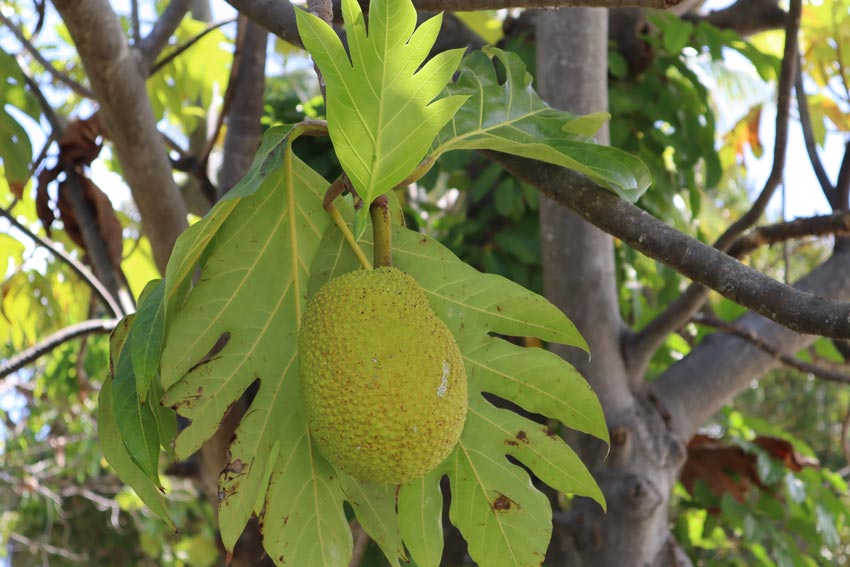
625,0,801,373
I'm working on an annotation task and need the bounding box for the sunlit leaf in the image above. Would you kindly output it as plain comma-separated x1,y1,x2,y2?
159,131,351,564
431,47,652,201
296,0,468,218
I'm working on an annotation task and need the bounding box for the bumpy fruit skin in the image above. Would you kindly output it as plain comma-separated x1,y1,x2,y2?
298,267,467,484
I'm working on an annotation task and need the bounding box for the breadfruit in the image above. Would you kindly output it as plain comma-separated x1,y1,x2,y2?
298,266,467,484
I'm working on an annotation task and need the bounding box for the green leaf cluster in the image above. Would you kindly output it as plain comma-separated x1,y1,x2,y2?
102,120,606,565
675,410,849,567
96,0,664,563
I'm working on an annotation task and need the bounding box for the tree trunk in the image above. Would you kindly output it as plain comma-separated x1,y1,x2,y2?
537,10,688,566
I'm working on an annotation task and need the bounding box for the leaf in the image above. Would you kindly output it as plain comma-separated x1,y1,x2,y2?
295,0,468,214
163,124,311,318
260,402,352,566
99,378,174,529
397,470,444,567
0,51,38,198
159,137,350,564
431,48,652,201
112,314,164,487
447,402,552,566
337,472,405,567
131,279,165,402
0,106,33,198
308,203,606,565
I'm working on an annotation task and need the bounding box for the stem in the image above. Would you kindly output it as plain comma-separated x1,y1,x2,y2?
370,195,393,268
323,178,372,270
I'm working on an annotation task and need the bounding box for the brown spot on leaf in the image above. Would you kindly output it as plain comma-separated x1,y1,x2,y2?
542,426,558,438
516,430,528,444
492,493,515,512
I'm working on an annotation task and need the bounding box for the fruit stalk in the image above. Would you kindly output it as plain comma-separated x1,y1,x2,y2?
370,195,393,268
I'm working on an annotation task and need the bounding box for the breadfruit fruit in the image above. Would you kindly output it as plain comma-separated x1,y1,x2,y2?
298,266,467,484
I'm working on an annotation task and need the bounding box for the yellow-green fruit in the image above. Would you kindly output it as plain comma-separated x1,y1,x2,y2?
298,267,467,484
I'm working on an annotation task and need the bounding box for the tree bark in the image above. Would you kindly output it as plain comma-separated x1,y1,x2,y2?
538,10,686,566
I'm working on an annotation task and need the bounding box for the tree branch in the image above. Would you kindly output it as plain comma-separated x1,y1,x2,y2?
795,57,836,204
836,140,850,210
682,0,787,37
0,11,95,99
137,0,192,69
52,0,189,273
692,314,850,384
487,151,850,339
149,18,237,75
726,211,850,258
653,247,850,438
218,18,268,194
0,207,123,318
625,0,801,373
0,319,119,380
225,0,685,48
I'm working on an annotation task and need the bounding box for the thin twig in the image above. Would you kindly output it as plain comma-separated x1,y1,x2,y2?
0,207,123,317
137,0,192,68
8,532,88,563
150,18,237,75
795,56,836,204
842,402,850,472
198,17,247,173
0,319,119,380
626,0,801,374
726,211,850,258
0,11,95,99
692,314,850,384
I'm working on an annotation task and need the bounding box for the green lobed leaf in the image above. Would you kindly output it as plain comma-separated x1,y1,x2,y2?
112,313,164,487
431,47,652,201
159,136,351,564
98,378,174,529
397,470,444,567
295,0,468,212
163,124,312,321
447,405,552,567
337,472,405,567
131,279,165,402
103,317,171,525
308,203,606,565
